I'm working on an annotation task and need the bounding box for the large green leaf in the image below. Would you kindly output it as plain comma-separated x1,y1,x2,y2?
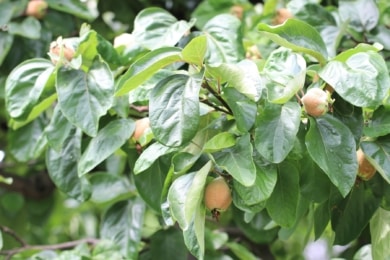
133,7,195,50
266,161,299,228
212,134,256,187
134,142,177,174
46,0,97,20
46,128,91,201
181,35,207,66
78,118,135,176
100,198,146,259
150,73,202,147
203,14,244,64
314,201,330,239
339,0,379,32
5,58,54,120
115,47,182,96
361,137,390,184
364,106,390,137
305,115,358,197
203,132,236,153
330,183,381,245
150,228,188,260
56,57,114,137
261,48,306,104
319,50,390,108
183,206,206,260
45,105,73,151
370,208,390,260
8,16,41,39
258,19,328,65
254,102,301,163
167,161,212,230
0,32,13,66
89,173,132,203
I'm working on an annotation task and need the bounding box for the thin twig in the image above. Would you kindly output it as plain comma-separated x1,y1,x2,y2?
0,226,28,247
200,99,231,114
201,81,233,114
130,104,149,113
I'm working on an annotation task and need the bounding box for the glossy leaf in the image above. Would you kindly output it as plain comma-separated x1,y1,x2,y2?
226,242,257,260
5,58,54,120
207,60,262,101
56,57,114,137
182,35,207,66
45,105,73,151
339,0,379,32
212,134,256,186
258,19,328,65
46,128,91,201
330,183,381,245
203,14,244,64
134,142,177,174
370,208,390,260
203,132,236,153
305,115,358,197
319,51,390,108
8,17,41,39
183,206,206,259
46,0,97,20
150,228,188,260
115,47,182,96
133,7,195,50
364,106,390,137
314,202,330,239
89,173,132,203
361,137,390,184
150,73,201,147
0,32,13,66
78,118,135,176
100,198,146,259
266,161,299,228
254,102,301,163
261,48,306,104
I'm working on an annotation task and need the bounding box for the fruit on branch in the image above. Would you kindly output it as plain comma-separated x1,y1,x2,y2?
273,8,293,25
230,5,244,20
357,148,376,181
25,0,48,19
49,38,75,65
132,117,150,142
301,88,331,117
204,177,232,220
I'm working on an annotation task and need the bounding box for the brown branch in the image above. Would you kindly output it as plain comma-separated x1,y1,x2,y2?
130,104,149,113
201,81,233,115
0,226,28,247
0,238,100,259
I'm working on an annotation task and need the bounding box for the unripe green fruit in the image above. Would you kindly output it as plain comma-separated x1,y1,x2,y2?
26,0,48,19
301,88,329,117
357,148,376,181
204,177,232,212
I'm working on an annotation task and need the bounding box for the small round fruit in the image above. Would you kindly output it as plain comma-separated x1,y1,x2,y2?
301,88,329,117
49,39,75,65
230,5,244,20
273,8,293,25
204,177,232,213
25,0,48,19
357,148,376,181
133,117,150,142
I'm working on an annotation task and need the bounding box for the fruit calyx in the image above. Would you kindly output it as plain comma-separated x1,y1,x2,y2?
301,88,333,117
49,37,75,65
204,176,232,221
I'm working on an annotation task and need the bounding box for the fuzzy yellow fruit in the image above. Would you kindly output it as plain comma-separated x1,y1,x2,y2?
133,117,150,142
26,0,48,19
357,148,376,181
301,88,329,117
204,177,232,212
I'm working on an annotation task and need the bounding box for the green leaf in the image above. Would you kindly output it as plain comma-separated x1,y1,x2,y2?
339,0,379,32
56,57,114,137
314,202,330,239
319,51,390,108
115,47,182,96
182,35,207,66
361,137,390,184
89,173,132,203
100,198,146,259
0,2,15,26
134,142,177,174
204,132,236,153
5,58,54,120
226,242,257,260
168,161,212,230
46,128,91,201
364,106,390,137
46,0,97,21
8,16,41,39
258,19,328,65
150,228,188,260
183,206,206,259
203,14,244,64
262,48,306,104
150,73,202,147
266,161,299,228
78,118,135,176
233,159,277,206
133,7,195,50
0,229,2,251
45,105,73,151
0,32,13,66
305,115,358,197
330,183,381,245
207,60,262,102
212,134,256,186
254,102,301,163
370,208,390,260
9,116,47,162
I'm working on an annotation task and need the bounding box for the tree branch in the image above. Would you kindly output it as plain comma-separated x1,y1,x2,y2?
0,226,28,247
202,81,233,115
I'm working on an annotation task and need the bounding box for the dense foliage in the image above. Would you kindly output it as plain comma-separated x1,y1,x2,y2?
1,0,390,259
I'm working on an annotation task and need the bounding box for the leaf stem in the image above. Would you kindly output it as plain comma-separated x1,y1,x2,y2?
201,81,233,114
